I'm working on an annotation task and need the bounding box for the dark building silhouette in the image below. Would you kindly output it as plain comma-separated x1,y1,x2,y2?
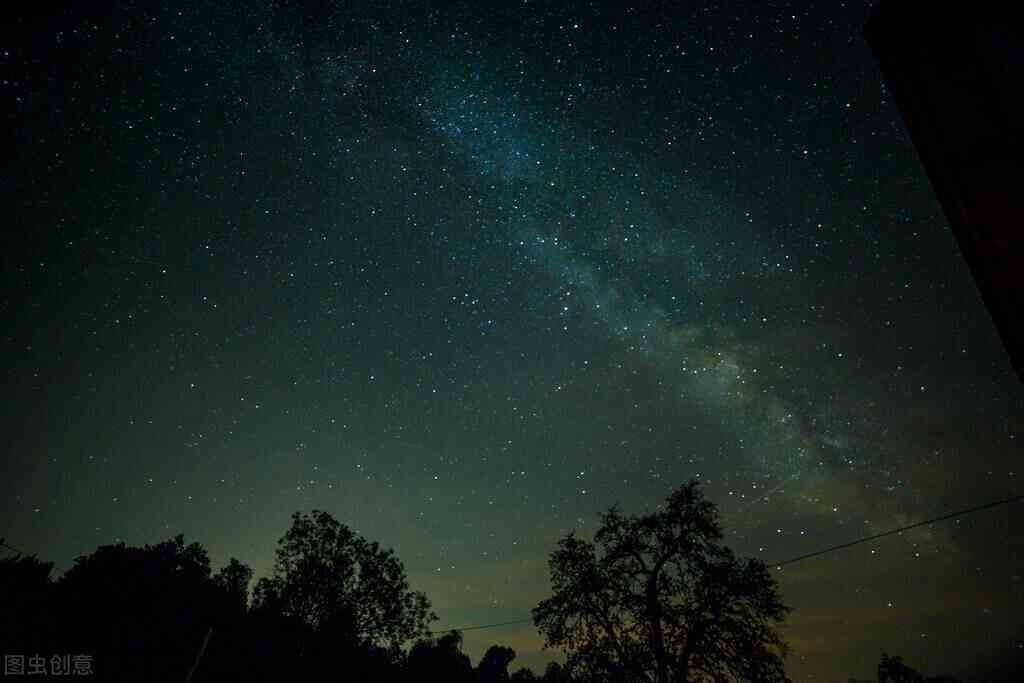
865,1,1024,382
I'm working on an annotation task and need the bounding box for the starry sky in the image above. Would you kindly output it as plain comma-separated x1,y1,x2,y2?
3,1,1023,680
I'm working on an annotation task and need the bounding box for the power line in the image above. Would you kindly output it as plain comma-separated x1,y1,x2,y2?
429,492,1024,635
770,492,1024,569
430,618,533,635
4,494,1021,636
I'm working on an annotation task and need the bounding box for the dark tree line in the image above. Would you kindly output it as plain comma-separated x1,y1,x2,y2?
876,653,965,683
1,515,530,683
2,482,800,681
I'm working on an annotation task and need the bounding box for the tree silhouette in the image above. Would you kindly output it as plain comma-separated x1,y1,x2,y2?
0,553,55,653
510,667,539,682
4,529,545,683
213,557,253,614
51,535,249,683
876,653,965,683
533,480,791,683
477,644,517,682
252,510,435,653
878,653,924,683
406,631,474,683
539,661,572,683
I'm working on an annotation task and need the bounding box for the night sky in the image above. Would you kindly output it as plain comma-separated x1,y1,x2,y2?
3,1,1023,680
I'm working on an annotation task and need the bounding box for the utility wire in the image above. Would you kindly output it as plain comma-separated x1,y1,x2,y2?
5,494,1021,635
769,492,1024,569
429,492,1024,635
430,618,533,635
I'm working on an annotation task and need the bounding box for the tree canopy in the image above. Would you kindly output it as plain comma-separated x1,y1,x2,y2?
877,653,964,683
45,535,248,682
406,631,474,683
477,644,517,682
3,500,985,682
252,510,435,652
533,480,791,683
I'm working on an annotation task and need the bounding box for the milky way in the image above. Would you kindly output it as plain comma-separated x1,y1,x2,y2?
3,1,1023,680
419,50,881,526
